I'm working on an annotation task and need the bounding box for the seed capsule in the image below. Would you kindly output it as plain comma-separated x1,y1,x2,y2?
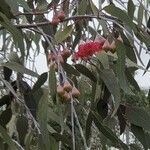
57,85,65,96
51,15,60,25
102,40,111,50
57,11,65,20
72,87,80,97
63,80,72,92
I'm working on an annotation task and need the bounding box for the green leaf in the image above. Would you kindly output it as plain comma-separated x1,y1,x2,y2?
17,0,31,11
126,106,150,132
75,64,97,82
0,108,12,127
85,111,93,145
128,0,135,20
0,12,25,57
96,51,109,69
131,124,148,150
90,0,98,16
92,112,128,150
62,63,80,76
49,65,56,103
37,88,50,150
1,62,39,77
104,4,137,33
16,115,28,146
116,42,133,95
130,144,142,150
55,25,73,43
98,69,121,116
0,125,17,150
3,67,12,81
138,3,144,27
77,0,87,15
32,72,48,92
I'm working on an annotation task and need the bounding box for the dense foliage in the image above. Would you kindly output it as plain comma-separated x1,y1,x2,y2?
0,0,150,149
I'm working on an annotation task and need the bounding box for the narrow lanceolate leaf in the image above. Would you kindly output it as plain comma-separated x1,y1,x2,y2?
49,65,56,103
0,12,25,57
117,105,126,135
104,4,137,33
75,64,97,82
85,111,93,145
116,42,133,95
0,125,17,150
137,3,144,27
55,25,73,43
77,0,87,15
92,112,128,150
37,88,50,150
32,72,48,92
127,0,135,20
1,62,39,77
131,124,148,150
90,0,98,16
96,51,109,69
62,63,80,76
98,69,120,116
126,106,150,132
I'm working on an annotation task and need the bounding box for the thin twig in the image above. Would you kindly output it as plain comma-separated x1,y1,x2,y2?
73,106,89,150
71,96,75,150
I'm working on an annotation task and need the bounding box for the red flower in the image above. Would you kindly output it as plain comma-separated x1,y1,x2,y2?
75,40,105,59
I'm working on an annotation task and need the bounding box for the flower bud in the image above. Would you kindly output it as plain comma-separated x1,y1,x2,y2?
57,11,65,20
72,87,80,97
63,80,72,92
51,15,60,25
57,84,65,96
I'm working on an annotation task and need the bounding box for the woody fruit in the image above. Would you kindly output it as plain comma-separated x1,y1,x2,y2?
72,86,80,98
57,11,65,21
63,80,72,92
57,84,65,96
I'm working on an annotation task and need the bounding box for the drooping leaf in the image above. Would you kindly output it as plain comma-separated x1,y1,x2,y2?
127,0,135,20
77,0,87,15
3,67,12,82
116,42,133,95
0,12,25,57
0,125,17,150
92,112,128,150
85,111,93,145
37,88,50,150
75,64,97,82
62,63,80,76
96,51,109,69
98,69,121,116
137,3,144,27
0,108,12,128
0,95,12,107
49,64,56,103
32,72,48,92
97,86,110,120
131,124,148,150
16,115,28,146
90,0,98,16
55,25,73,43
117,105,126,135
130,144,142,150
1,62,39,77
126,106,150,132
104,4,137,33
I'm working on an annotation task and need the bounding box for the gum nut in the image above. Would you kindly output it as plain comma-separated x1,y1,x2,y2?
117,35,123,42
58,11,65,20
57,85,65,96
63,80,72,92
62,49,71,58
110,40,116,49
102,40,111,50
63,92,71,100
51,15,60,25
72,87,80,97
58,53,64,63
